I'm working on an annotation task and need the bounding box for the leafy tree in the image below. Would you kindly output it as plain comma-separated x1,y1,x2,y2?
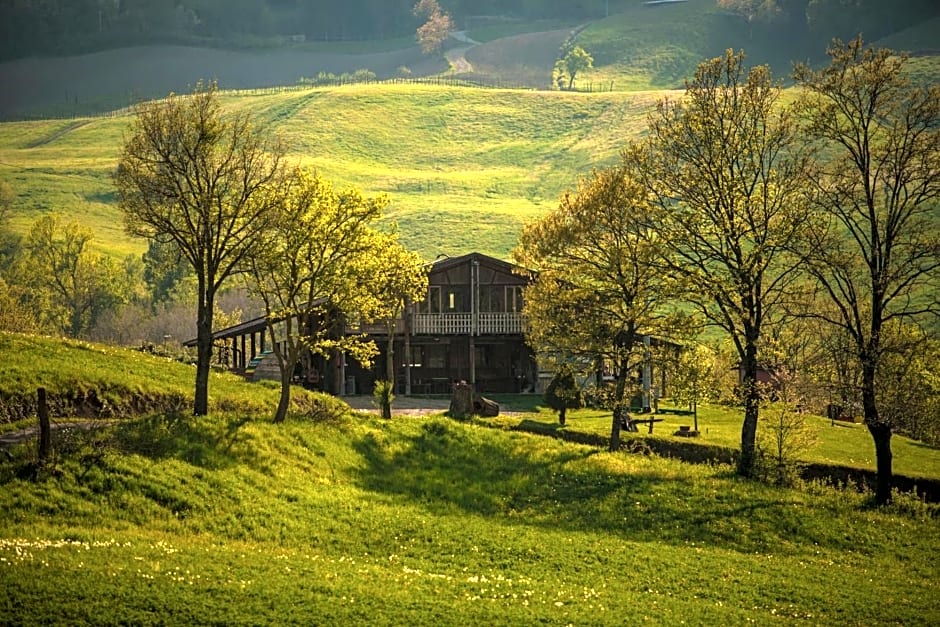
553,45,593,90
413,0,453,55
246,169,424,423
668,343,717,432
793,38,940,504
627,50,812,477
513,165,680,451
142,239,192,307
114,81,286,416
544,364,583,426
21,214,128,337
359,231,428,391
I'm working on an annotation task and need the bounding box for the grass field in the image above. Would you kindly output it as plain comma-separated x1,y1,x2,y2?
1,6,937,263
0,84,662,260
0,333,938,625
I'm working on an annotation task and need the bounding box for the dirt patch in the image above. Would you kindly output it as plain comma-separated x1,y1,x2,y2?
343,395,451,416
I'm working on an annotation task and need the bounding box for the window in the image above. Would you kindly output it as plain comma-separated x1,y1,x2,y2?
418,286,441,313
479,286,505,312
505,286,524,312
446,289,464,311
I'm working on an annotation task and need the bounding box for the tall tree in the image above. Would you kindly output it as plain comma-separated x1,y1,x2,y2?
793,38,940,504
114,81,285,416
21,214,128,337
628,50,811,477
246,169,424,423
513,166,680,451
413,0,453,55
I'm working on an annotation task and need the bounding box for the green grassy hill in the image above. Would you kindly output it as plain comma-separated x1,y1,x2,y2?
0,84,664,260
1,5,937,262
1,332,938,624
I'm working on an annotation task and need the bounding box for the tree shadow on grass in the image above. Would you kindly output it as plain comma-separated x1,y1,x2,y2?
354,418,864,556
111,412,257,470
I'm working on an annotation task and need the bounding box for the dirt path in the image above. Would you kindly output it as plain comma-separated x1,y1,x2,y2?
445,31,481,74
26,120,90,148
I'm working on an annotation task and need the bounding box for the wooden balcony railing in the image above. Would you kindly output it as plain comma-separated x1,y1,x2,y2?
411,312,524,335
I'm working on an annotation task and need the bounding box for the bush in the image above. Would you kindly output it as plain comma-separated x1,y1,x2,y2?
544,365,582,426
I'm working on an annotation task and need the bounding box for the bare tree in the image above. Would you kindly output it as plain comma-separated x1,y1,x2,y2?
114,81,285,416
793,38,940,504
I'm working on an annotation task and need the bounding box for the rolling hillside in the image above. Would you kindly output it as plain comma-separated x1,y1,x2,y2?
1,333,938,624
0,4,936,261
0,84,665,260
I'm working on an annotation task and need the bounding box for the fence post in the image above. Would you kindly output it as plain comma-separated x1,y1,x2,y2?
37,387,51,463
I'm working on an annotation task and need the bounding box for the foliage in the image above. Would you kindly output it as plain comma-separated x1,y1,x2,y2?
553,45,594,90
513,165,682,450
357,230,428,386
792,37,940,504
627,50,812,478
413,0,453,56
18,214,130,337
756,369,818,487
716,0,783,25
543,364,583,426
246,168,390,423
372,379,395,419
875,323,940,447
114,80,286,416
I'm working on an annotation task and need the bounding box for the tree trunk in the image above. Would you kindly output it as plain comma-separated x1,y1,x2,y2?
274,367,291,423
868,422,893,505
193,288,213,416
862,362,892,504
37,387,51,463
608,359,629,452
738,337,760,478
385,330,395,391
559,406,566,426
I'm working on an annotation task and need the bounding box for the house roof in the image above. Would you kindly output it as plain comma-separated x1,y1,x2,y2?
181,297,328,347
428,251,525,276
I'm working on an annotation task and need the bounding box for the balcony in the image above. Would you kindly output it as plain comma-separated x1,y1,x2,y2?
411,312,524,335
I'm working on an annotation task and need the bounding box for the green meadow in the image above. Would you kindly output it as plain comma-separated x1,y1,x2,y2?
0,84,662,260
0,332,938,625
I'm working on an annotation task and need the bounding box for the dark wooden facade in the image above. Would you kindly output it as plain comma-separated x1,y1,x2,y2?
191,252,536,397
348,252,537,395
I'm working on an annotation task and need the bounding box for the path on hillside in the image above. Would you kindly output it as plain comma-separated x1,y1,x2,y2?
445,31,481,74
26,120,90,148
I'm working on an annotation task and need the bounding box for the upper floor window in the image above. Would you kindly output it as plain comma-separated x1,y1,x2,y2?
505,285,524,313
417,286,442,313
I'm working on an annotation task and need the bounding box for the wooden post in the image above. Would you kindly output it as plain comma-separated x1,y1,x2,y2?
37,387,51,462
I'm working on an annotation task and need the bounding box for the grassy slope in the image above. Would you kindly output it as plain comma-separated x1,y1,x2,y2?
0,85,662,260
486,401,940,482
0,333,938,624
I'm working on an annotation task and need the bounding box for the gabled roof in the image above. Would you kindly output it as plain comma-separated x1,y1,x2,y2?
429,251,527,275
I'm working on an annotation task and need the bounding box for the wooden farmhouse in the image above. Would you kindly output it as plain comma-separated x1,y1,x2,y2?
191,250,676,407
191,252,537,397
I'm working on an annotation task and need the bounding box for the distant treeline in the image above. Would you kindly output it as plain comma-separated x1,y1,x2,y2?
0,0,937,62
0,0,624,61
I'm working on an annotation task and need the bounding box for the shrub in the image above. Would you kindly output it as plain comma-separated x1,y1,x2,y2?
543,364,582,426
